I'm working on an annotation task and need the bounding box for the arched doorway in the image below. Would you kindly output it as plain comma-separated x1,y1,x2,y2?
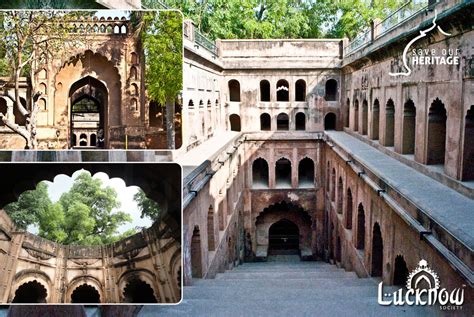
362,99,368,135
356,204,365,250
393,255,409,286
385,99,395,147
372,99,380,140
260,113,271,130
295,112,306,130
252,158,269,188
69,76,107,149
12,281,47,303
123,278,157,303
462,106,474,180
268,219,299,255
275,158,291,188
228,80,240,102
71,284,100,303
371,223,383,277
324,112,336,130
427,98,447,165
277,113,289,130
191,226,203,278
402,99,416,154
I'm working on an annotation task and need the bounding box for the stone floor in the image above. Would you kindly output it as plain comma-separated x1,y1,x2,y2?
144,256,439,317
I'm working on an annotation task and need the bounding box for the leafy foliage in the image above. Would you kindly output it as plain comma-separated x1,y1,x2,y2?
147,0,406,40
0,0,102,9
5,172,136,245
134,188,161,221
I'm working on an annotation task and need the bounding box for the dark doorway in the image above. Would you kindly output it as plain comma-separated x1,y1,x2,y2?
371,223,383,277
0,98,6,126
345,188,353,229
191,226,203,278
356,204,365,250
229,114,241,131
276,80,289,102
298,158,314,187
71,284,100,303
260,113,271,130
325,79,337,101
402,99,416,154
277,113,289,130
275,158,291,188
393,255,409,286
252,158,269,188
427,98,447,165
324,112,336,130
385,99,395,147
123,279,157,303
336,236,342,262
295,79,306,101
362,100,368,135
295,112,306,130
12,281,47,303
268,219,299,255
260,80,270,102
372,99,380,140
462,106,474,180
353,100,359,131
228,80,240,102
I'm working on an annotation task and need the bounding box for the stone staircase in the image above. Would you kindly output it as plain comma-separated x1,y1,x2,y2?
142,256,439,317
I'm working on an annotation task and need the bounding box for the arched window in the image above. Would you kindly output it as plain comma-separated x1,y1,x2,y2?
130,83,138,96
356,203,365,250
353,100,359,131
462,106,474,181
252,158,269,188
90,134,97,147
371,99,380,140
277,113,289,130
276,80,289,102
130,98,138,112
121,25,127,34
371,223,383,277
362,99,368,135
123,279,157,303
295,79,306,101
325,79,337,101
260,113,271,131
131,52,138,64
38,83,47,95
228,80,240,102
275,158,291,188
324,113,336,130
298,158,314,187
427,98,447,165
385,99,395,146
71,284,101,303
130,66,137,80
295,112,306,130
402,99,416,154
38,99,47,111
345,188,353,229
229,114,241,131
12,281,47,303
260,80,270,102
114,25,120,34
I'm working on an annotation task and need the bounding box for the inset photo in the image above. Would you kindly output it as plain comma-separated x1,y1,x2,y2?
0,10,183,150
0,163,181,304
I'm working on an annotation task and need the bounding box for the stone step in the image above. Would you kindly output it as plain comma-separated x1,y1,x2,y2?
194,277,377,287
215,271,357,279
183,285,389,300
228,266,348,273
144,299,439,317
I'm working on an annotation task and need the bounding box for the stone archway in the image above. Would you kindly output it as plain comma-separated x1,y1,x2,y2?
70,284,100,303
69,76,108,149
12,280,48,303
123,278,158,303
268,219,300,255
255,201,312,260
54,50,121,149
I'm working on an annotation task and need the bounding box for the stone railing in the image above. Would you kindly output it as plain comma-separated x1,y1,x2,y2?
67,16,131,35
343,0,434,56
183,19,217,55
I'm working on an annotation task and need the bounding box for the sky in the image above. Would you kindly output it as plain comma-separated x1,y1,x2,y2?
30,169,152,234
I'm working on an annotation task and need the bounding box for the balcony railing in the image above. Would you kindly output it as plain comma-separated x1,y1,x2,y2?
344,0,433,56
194,29,217,55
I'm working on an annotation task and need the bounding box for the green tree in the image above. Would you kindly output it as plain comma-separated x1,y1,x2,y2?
0,11,85,148
4,182,51,229
134,188,161,220
135,10,183,149
5,172,135,245
150,0,405,40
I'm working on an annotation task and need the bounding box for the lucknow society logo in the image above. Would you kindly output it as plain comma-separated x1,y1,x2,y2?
388,10,459,77
378,259,465,310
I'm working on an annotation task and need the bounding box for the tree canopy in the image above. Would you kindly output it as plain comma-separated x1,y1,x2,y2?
4,172,160,245
145,0,406,40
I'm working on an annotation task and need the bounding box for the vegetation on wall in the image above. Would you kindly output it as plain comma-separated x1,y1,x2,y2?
0,0,104,9
145,0,407,40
